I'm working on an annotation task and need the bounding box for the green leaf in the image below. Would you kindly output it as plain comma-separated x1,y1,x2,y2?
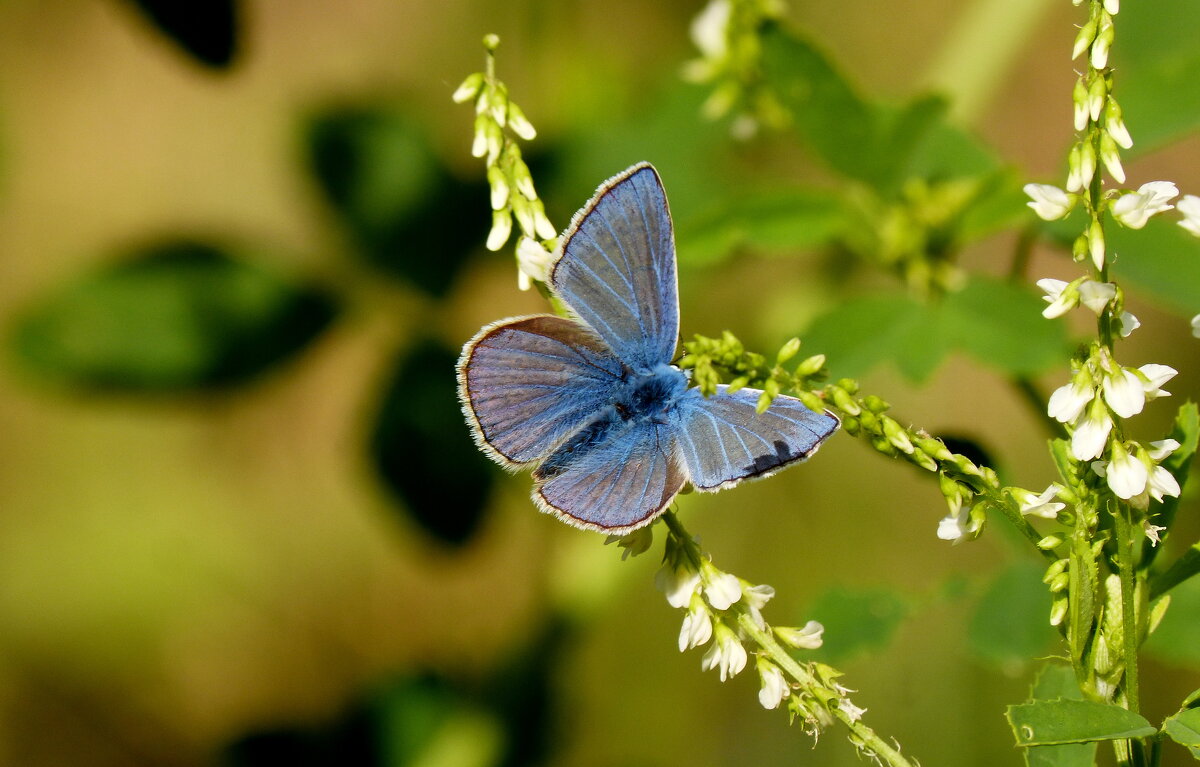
805,586,909,664
1115,0,1200,151
306,106,490,296
1164,708,1200,749
1107,218,1200,314
802,276,1066,382
968,562,1055,672
11,241,336,391
1145,570,1200,669
942,275,1070,376
1007,700,1155,746
676,188,848,266
1067,534,1097,672
801,294,946,382
1024,664,1097,767
370,340,496,546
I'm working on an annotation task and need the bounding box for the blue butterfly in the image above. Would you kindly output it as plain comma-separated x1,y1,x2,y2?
458,163,839,533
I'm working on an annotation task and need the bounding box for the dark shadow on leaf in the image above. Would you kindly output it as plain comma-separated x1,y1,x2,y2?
369,339,496,545
123,0,238,69
305,106,492,297
10,240,338,392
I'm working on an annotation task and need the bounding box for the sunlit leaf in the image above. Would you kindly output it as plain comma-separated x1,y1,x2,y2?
676,188,848,266
370,340,495,545
1145,570,1200,669
11,241,336,391
123,0,238,68
1163,708,1200,749
968,561,1055,672
1107,217,1200,314
1116,0,1200,151
943,275,1069,376
1022,664,1097,767
1007,700,1155,746
805,586,909,664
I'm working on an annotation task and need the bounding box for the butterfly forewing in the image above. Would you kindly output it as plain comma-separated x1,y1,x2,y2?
552,163,679,371
458,315,624,466
673,386,839,491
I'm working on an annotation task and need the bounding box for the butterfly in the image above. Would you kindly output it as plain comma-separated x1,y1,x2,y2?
457,163,839,533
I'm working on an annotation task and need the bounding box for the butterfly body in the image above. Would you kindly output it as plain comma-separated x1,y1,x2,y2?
458,163,838,533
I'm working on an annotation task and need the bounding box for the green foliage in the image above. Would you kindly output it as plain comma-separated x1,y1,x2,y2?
1107,217,1200,314
967,562,1055,671
11,241,336,391
1115,0,1200,151
1162,707,1200,750
307,105,490,296
1007,699,1156,746
804,586,909,665
1023,664,1097,767
801,276,1068,382
370,340,497,546
1144,573,1200,670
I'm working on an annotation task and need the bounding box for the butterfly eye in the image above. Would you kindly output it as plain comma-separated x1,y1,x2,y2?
614,402,632,420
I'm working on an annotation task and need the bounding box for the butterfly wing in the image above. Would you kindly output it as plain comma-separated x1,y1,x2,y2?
551,163,679,371
532,415,686,533
674,386,839,491
457,314,625,467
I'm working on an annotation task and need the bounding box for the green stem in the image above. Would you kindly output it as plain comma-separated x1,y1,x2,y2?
1111,501,1139,713
737,613,918,767
1148,542,1200,600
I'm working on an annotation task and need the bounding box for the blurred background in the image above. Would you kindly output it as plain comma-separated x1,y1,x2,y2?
0,0,1198,765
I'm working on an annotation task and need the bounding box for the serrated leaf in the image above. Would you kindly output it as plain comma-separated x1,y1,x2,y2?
1164,709,1200,748
306,106,490,296
805,586,909,664
968,562,1055,672
1007,700,1155,746
676,188,848,266
1025,664,1096,767
11,241,336,391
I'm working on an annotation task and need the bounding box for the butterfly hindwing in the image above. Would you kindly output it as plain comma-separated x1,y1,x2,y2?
551,163,679,371
673,385,839,491
532,415,686,533
457,314,625,467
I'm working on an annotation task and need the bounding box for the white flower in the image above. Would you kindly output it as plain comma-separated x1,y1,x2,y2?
757,660,789,710
1105,104,1133,149
1077,280,1117,315
678,595,714,651
515,236,554,291
1106,443,1149,499
1117,311,1140,337
743,583,775,628
1013,484,1066,519
1144,521,1166,546
1178,195,1200,237
1102,366,1145,418
1024,184,1075,221
690,0,731,58
1192,314,1200,338
775,621,825,650
1112,182,1178,229
656,560,701,609
838,698,867,722
1048,374,1095,424
703,570,743,610
1104,0,1119,14
1089,220,1106,270
701,624,747,681
1138,363,1177,400
1038,278,1076,318
487,209,512,251
1148,438,1180,462
1147,464,1181,502
1071,402,1113,461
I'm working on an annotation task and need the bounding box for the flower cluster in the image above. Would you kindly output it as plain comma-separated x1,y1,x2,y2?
454,34,557,289
654,522,851,725
683,0,789,138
